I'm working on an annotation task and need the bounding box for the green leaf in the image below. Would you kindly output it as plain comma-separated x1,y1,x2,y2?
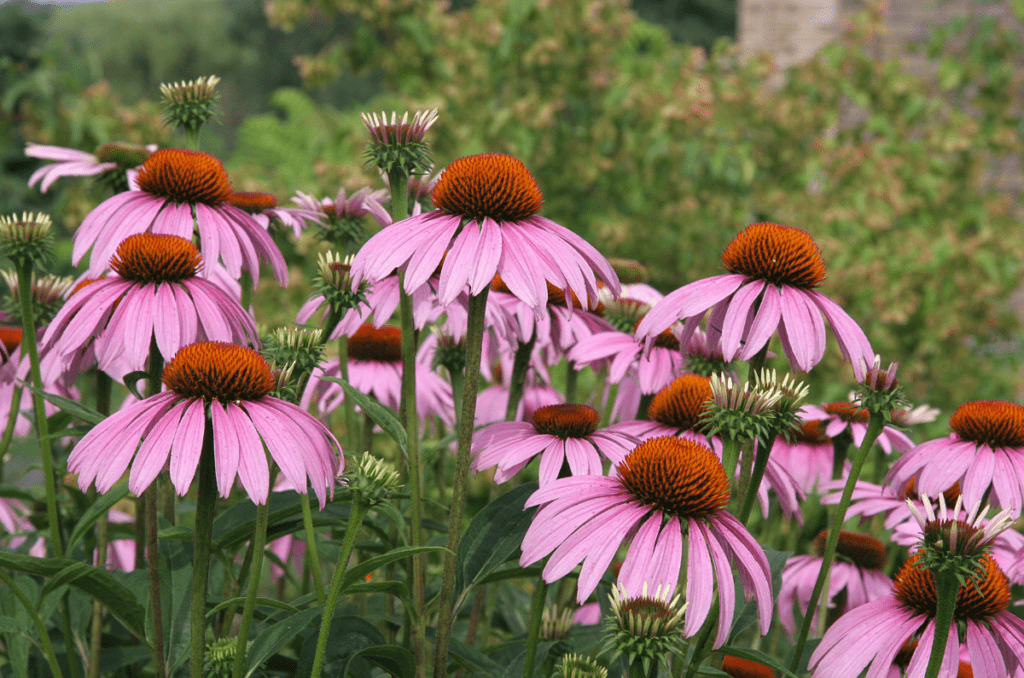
340,546,448,594
0,552,150,649
24,386,105,426
318,376,407,454
476,565,543,587
348,645,415,678
207,597,301,617
729,547,788,642
0,615,30,634
453,482,537,611
212,491,307,551
66,482,131,554
122,371,150,401
295,615,384,678
245,607,323,678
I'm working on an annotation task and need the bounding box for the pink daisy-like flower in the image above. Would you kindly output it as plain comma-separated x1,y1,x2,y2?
771,418,837,493
43,234,258,379
72,148,287,286
810,553,1024,678
69,342,342,507
0,496,45,557
26,141,155,193
520,436,772,649
225,192,324,239
617,373,804,521
886,400,1024,517
635,222,873,380
569,323,683,395
471,403,638,485
301,324,454,428
802,402,913,454
350,153,620,309
293,186,392,230
779,530,891,638
821,478,962,530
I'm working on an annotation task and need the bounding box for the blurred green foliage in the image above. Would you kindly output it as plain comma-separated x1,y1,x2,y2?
3,0,1023,415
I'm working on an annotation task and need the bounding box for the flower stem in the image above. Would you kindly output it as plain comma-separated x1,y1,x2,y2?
397,276,426,676
232,500,269,678
682,595,719,678
601,381,619,427
923,569,958,678
300,492,325,605
739,433,779,523
310,499,368,678
337,335,358,454
721,434,742,490
0,382,23,483
190,424,218,678
521,578,548,678
505,336,535,421
145,486,167,678
564,359,577,403
789,413,885,672
433,287,490,677
17,260,62,556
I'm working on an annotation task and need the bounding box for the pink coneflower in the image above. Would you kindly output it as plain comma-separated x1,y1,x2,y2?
569,323,683,395
810,554,1024,678
635,222,873,380
69,342,341,507
520,436,772,648
43,234,259,379
778,530,891,638
350,153,620,308
25,141,155,193
886,400,1024,516
301,324,454,427
0,496,45,557
292,186,391,230
618,373,804,521
225,192,324,239
771,418,837,493
72,149,287,286
471,403,638,485
822,478,962,529
802,402,913,454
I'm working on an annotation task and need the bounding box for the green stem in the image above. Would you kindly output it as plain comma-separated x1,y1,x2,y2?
923,569,958,678
739,433,779,523
87,489,109,678
232,500,270,678
720,434,742,486
240,271,252,313
505,336,535,421
747,343,769,378
521,578,548,678
190,423,218,678
0,569,64,678
564,360,577,403
146,487,167,678
0,382,23,483
636,393,654,420
338,336,358,454
682,595,719,678
433,287,490,678
601,382,619,427
300,492,326,605
789,413,885,672
310,499,369,678
17,261,62,556
397,277,426,677
831,429,852,480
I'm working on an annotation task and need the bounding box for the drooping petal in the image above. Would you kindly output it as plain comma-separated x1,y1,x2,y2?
167,399,207,495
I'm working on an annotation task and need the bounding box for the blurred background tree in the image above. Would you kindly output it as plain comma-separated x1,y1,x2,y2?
1,0,1022,414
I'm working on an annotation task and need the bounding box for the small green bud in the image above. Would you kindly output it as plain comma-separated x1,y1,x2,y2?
552,654,607,678
1,270,72,325
601,583,687,675
260,327,325,402
346,452,402,506
0,213,54,266
160,75,221,135
312,251,368,318
360,109,438,178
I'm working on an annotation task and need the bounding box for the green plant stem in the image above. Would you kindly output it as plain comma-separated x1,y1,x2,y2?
232,500,270,678
310,499,369,678
601,382,619,427
831,429,852,480
240,271,252,313
720,434,741,486
739,433,779,523
145,487,167,678
0,569,64,678
637,393,654,420
397,277,427,677
190,426,218,678
17,261,62,556
521,578,548,678
564,359,578,403
337,335,358,454
923,569,958,678
300,492,326,605
0,382,23,483
789,413,885,672
87,489,109,678
682,595,719,678
505,336,535,421
433,287,490,678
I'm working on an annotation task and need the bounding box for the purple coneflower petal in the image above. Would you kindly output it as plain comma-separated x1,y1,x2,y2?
719,280,763,361
807,289,873,381
684,518,715,638
211,403,241,498
902,622,957,678
128,399,187,496
637,274,747,341
168,399,206,494
966,619,1007,678
228,402,270,503
737,283,782,361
